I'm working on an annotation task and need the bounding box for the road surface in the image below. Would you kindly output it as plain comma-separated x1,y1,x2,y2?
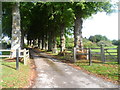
30,49,118,88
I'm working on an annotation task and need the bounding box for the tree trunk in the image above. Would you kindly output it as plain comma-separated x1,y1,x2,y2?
27,39,29,45
52,36,58,53
42,35,45,50
11,2,21,58
48,32,52,51
21,30,24,49
30,39,32,46
33,39,35,46
45,34,48,51
38,38,41,49
74,15,83,51
60,24,65,52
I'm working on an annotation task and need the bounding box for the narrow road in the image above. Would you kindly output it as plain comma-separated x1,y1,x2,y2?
30,49,118,88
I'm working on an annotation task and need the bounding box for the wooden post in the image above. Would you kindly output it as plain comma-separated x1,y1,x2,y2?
117,45,120,64
73,47,76,63
16,49,19,70
86,48,89,60
24,49,27,65
88,48,92,66
101,45,105,63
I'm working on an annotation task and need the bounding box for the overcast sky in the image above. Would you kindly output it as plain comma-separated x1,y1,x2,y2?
82,11,118,40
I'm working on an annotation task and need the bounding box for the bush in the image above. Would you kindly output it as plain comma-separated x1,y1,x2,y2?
97,40,113,47
83,41,97,48
66,37,74,49
83,38,97,48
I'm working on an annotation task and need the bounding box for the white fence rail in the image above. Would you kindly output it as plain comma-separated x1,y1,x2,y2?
0,49,29,65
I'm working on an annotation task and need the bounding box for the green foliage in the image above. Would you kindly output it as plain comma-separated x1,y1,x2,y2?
2,3,12,38
97,40,113,47
2,2,115,49
65,37,74,49
83,38,97,48
89,35,109,43
112,40,119,45
89,36,96,42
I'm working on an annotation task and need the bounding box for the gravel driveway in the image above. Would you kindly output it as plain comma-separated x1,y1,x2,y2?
30,49,119,88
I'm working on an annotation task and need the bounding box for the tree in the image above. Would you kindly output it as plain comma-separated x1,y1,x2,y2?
2,2,12,38
89,36,96,42
11,2,21,57
112,40,119,45
72,2,113,51
89,35,109,43
97,40,113,47
2,2,114,57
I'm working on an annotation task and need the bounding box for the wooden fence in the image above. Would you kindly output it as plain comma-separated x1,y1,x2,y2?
72,45,120,64
0,49,29,65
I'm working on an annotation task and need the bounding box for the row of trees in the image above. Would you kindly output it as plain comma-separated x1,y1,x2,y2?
2,2,114,57
83,35,119,48
89,35,109,43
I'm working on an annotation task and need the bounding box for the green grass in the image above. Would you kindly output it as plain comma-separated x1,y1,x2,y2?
2,51,10,55
0,51,11,59
74,60,119,82
90,46,117,59
0,60,30,88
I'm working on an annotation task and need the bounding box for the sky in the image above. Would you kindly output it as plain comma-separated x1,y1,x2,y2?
82,11,118,40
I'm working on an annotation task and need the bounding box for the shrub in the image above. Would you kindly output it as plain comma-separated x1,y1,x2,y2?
97,40,113,47
83,41,97,48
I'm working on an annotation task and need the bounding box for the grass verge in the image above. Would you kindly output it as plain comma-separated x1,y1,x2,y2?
74,60,119,84
0,60,31,88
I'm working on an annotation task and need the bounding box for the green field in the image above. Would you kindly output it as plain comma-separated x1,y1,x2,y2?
0,51,11,59
2,51,10,55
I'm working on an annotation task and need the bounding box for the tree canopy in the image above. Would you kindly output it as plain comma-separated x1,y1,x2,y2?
2,1,115,51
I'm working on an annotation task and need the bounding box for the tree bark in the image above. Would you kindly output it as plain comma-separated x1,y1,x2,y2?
33,39,35,46
74,15,83,51
42,35,45,50
52,35,58,53
38,38,41,49
60,24,65,52
45,34,48,51
27,39,29,45
48,32,52,51
11,2,21,58
21,30,24,49
30,39,32,46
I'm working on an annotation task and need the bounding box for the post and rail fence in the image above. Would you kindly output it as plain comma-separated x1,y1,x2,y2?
72,45,119,65
0,48,30,70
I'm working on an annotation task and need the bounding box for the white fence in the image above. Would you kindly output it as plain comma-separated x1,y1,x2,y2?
0,49,29,65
